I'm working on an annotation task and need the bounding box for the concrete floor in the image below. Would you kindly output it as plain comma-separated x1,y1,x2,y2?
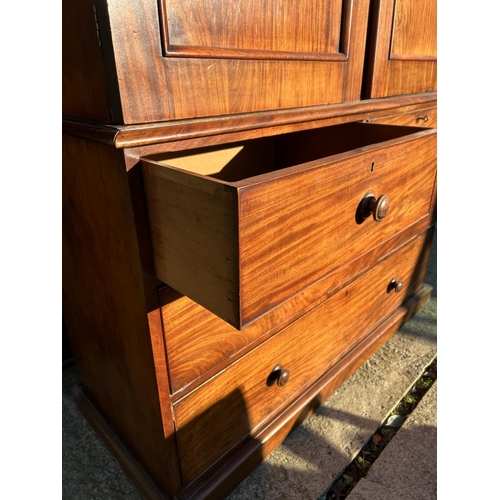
347,381,437,500
62,235,436,500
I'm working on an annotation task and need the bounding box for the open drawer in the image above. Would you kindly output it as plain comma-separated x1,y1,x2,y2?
141,122,436,329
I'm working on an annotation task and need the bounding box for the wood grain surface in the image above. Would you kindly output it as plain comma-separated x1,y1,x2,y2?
173,231,432,485
160,0,343,57
62,136,181,495
71,277,432,500
390,0,437,58
63,94,437,150
82,0,371,123
143,123,436,327
160,223,434,396
364,0,437,97
62,1,438,497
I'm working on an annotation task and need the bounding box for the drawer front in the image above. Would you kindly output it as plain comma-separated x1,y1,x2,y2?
238,126,436,325
143,123,436,329
173,232,432,484
368,107,437,128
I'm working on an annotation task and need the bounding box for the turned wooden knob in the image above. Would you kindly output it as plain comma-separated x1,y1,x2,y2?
389,278,404,293
373,194,390,222
267,365,290,387
277,369,290,387
359,192,390,222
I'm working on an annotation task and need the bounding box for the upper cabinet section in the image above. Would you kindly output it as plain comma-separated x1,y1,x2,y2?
364,0,437,98
62,0,437,126
64,0,371,125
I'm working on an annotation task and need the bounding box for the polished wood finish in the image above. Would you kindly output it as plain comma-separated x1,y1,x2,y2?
63,0,437,498
364,0,437,98
179,281,433,500
160,220,433,396
367,106,437,128
174,232,431,484
63,94,437,149
159,0,344,59
142,123,436,328
62,0,116,122
390,0,437,58
62,135,181,495
74,280,432,500
63,0,371,124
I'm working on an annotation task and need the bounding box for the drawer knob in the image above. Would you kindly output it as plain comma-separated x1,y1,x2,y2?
373,194,390,222
388,278,404,293
278,369,290,387
267,365,290,387
358,192,390,222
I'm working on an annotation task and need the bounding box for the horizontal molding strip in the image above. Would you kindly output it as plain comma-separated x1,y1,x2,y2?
165,45,348,62
390,53,437,61
62,93,437,149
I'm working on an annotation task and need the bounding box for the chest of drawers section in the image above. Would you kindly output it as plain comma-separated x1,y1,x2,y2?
169,231,433,487
62,0,437,498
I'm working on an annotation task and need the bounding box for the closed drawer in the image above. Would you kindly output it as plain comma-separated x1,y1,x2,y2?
173,232,432,484
142,122,436,329
367,107,437,128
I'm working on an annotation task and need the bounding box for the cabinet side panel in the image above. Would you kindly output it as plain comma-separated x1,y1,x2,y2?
62,136,181,494
62,0,113,122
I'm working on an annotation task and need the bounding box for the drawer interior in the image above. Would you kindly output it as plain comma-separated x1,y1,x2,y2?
148,122,426,183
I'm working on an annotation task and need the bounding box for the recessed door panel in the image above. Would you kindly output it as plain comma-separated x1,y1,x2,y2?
162,0,344,60
365,0,437,98
391,0,437,59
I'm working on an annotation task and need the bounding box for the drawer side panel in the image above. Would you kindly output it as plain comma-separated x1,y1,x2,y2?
142,161,240,325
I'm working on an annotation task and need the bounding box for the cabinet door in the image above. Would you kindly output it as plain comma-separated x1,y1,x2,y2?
364,0,436,98
104,0,370,124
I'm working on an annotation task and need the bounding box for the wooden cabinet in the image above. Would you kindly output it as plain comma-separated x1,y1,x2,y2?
62,0,437,498
364,0,437,98
63,0,371,124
